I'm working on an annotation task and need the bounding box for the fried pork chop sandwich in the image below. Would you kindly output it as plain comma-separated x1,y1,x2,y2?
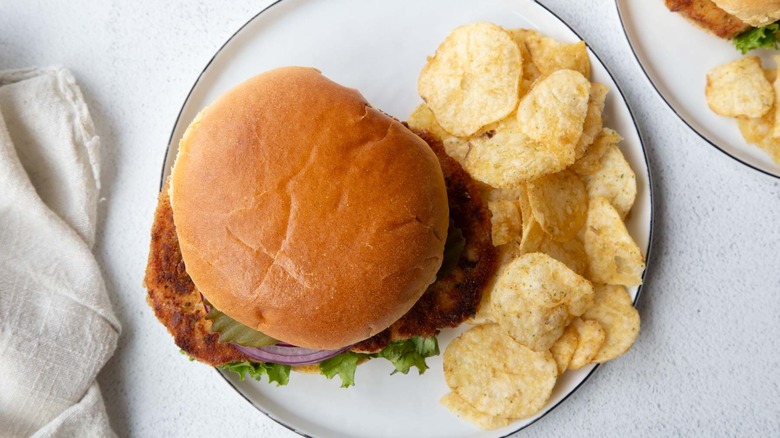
666,0,780,52
144,67,496,387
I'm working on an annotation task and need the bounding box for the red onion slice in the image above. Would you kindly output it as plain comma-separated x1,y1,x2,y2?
233,343,351,366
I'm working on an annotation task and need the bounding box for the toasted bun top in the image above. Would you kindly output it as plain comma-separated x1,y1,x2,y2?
713,0,780,26
171,67,448,350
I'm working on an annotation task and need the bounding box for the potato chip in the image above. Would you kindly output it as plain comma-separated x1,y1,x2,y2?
737,110,772,145
766,66,778,83
408,103,450,139
582,284,640,363
469,280,498,326
443,324,557,418
705,56,773,118
440,392,514,430
479,184,524,203
507,29,542,88
491,253,594,351
517,69,591,154
772,59,780,139
582,144,637,218
407,103,471,164
510,29,590,78
469,247,516,325
418,22,522,136
519,219,544,255
567,318,606,370
464,116,573,187
582,197,645,286
515,43,541,96
488,200,522,246
527,170,589,242
538,236,588,276
570,128,622,177
549,323,578,375
736,66,780,165
517,185,543,253
575,83,608,160
738,112,780,164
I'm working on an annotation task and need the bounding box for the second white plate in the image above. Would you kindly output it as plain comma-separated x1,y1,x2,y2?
617,0,780,179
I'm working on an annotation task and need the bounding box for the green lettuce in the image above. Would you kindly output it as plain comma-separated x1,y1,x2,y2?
217,337,440,388
734,23,780,54
218,361,291,386
375,336,440,375
319,336,440,387
319,351,369,388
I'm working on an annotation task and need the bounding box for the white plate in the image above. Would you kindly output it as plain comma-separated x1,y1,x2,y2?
161,0,653,436
617,0,780,179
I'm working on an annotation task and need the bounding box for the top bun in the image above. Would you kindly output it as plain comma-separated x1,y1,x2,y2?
171,67,449,350
713,0,780,26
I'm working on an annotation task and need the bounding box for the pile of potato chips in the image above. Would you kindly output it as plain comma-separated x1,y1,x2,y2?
706,55,780,164
408,22,645,429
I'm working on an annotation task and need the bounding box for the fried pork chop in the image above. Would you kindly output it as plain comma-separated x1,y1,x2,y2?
665,0,751,39
144,132,497,364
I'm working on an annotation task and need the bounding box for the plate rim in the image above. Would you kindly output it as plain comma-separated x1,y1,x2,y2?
160,0,656,436
614,0,780,181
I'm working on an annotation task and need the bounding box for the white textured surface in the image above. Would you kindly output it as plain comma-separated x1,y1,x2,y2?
1,0,779,436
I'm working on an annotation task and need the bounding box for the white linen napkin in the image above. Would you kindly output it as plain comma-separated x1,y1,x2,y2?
0,67,120,437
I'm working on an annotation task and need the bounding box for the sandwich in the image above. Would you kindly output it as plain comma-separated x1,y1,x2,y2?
144,67,497,387
665,0,780,53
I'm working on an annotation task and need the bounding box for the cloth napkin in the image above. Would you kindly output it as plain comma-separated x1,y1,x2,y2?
0,68,120,437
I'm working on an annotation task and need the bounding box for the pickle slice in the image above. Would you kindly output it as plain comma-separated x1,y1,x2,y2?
206,306,279,347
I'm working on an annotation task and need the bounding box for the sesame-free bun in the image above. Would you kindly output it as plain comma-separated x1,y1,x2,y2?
713,0,780,27
170,67,449,350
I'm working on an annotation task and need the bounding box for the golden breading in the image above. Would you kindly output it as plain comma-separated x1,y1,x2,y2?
665,0,750,39
144,185,249,366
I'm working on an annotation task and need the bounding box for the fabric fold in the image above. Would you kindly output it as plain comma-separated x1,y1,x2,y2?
0,67,119,437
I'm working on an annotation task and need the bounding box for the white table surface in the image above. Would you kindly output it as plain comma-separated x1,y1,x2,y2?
2,0,779,436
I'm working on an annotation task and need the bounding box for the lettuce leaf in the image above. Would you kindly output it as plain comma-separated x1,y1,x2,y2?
375,336,440,375
318,336,440,387
219,361,291,386
734,23,780,54
319,351,370,388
